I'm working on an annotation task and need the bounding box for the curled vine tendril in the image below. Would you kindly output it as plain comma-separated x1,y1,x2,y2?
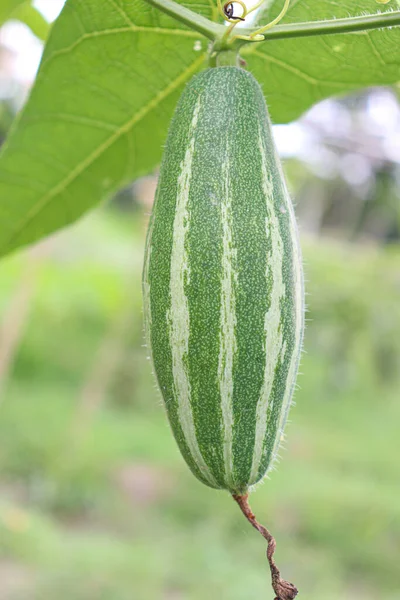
222,1,247,21
217,0,291,42
217,0,248,40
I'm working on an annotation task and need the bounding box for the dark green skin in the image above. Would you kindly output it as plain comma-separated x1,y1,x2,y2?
143,67,304,494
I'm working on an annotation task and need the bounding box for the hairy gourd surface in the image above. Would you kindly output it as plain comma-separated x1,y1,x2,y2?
143,67,304,494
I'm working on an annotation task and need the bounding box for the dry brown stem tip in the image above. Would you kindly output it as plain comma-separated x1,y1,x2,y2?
232,493,298,600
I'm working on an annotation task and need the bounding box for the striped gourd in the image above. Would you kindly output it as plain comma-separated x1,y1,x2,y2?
143,66,304,496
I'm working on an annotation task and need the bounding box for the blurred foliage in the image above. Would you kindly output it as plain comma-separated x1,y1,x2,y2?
0,0,27,25
0,102,14,143
0,208,398,599
9,3,50,41
0,0,49,38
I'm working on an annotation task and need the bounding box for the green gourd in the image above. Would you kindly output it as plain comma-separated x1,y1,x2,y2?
143,66,304,599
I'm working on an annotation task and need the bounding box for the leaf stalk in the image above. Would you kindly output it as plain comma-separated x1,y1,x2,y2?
144,0,400,50
237,9,400,47
144,0,224,40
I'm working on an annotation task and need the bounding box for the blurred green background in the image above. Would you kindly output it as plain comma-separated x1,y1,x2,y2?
0,5,400,600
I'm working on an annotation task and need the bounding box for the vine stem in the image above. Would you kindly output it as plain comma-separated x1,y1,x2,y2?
144,0,400,48
145,0,224,40
232,494,298,600
238,9,400,45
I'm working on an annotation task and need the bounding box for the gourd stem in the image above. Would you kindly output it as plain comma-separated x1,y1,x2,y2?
232,494,298,600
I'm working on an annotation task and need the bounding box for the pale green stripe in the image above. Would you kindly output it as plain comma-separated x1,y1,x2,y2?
270,155,304,466
218,149,237,490
167,97,218,488
249,128,286,484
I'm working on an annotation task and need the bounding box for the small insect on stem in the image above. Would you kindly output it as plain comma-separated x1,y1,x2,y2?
223,2,245,21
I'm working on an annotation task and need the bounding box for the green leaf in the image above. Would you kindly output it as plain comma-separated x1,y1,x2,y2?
246,0,400,122
0,0,399,259
180,0,219,21
0,0,209,257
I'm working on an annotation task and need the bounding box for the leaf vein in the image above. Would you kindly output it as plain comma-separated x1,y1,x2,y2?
366,32,387,67
252,50,348,88
106,0,137,28
42,26,199,69
3,54,206,250
23,113,119,132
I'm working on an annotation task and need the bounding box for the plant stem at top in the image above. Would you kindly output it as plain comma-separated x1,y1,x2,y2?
238,9,400,46
145,0,224,40
144,0,400,50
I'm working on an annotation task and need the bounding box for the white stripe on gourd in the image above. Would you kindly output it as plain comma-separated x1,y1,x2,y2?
249,129,286,484
218,151,237,490
270,154,304,467
167,97,218,488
